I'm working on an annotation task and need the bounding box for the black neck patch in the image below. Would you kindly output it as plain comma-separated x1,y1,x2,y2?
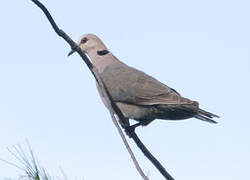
97,50,110,56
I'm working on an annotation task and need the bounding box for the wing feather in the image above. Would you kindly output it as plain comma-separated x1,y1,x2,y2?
101,61,195,106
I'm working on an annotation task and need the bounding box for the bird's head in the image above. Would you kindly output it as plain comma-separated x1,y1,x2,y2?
68,34,108,57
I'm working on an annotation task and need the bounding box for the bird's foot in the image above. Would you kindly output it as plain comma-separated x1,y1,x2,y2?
125,126,136,138
124,122,142,138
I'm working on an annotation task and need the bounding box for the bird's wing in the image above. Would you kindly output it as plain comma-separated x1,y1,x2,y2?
101,62,195,106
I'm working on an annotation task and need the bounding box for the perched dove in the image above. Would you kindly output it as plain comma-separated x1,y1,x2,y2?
69,34,219,128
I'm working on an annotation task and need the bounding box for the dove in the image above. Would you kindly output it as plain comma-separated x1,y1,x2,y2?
68,34,219,128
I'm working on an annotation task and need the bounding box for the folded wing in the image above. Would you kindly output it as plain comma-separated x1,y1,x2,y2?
101,61,195,107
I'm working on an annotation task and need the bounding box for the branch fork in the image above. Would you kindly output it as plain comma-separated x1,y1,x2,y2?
30,1,174,179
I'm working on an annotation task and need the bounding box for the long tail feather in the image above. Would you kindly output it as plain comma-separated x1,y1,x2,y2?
195,108,219,124
194,114,218,124
198,109,220,118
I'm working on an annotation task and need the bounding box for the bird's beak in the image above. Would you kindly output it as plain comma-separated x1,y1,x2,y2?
68,49,76,56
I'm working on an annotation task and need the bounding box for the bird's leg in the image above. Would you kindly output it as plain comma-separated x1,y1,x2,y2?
124,122,142,138
119,118,130,129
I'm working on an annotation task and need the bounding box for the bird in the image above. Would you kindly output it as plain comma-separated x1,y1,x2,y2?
68,34,219,128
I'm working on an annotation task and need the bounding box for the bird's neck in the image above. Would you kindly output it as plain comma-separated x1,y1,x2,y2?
86,48,119,74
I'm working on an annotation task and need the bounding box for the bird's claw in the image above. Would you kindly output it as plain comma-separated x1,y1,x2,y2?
124,122,142,138
125,125,136,138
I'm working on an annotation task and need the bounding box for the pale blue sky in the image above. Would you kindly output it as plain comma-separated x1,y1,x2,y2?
0,0,249,179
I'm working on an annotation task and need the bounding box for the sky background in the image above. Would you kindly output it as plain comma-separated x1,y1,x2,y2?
0,0,249,179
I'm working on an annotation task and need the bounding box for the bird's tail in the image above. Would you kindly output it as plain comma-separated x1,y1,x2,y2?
194,109,219,124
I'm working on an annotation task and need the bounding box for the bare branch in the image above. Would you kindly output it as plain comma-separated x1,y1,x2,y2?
30,0,174,179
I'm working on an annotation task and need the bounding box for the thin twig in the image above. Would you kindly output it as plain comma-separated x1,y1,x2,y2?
30,1,175,179
132,133,174,180
30,0,148,179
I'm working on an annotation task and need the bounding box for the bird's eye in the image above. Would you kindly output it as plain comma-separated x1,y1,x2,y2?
80,37,88,44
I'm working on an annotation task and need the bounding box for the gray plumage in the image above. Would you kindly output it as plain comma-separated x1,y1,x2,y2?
72,34,219,127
